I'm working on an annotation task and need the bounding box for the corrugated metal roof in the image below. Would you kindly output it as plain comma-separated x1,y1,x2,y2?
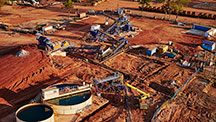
202,44,213,50
193,25,211,32
203,40,215,46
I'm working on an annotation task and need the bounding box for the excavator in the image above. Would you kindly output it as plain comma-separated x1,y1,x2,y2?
91,72,150,122
124,82,150,109
92,72,150,109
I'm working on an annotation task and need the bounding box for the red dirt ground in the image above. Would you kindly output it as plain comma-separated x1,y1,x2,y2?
0,0,215,121
153,77,216,122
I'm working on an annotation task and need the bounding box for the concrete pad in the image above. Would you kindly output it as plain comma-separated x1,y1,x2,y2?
51,50,67,57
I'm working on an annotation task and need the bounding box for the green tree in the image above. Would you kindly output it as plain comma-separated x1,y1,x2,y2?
64,0,74,19
155,0,190,20
170,0,191,21
64,0,74,9
139,0,152,7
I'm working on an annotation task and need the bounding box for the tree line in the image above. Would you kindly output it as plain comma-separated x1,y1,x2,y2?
139,0,191,21
0,0,190,21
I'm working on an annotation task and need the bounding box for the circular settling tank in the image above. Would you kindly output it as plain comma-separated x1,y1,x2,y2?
16,103,54,122
45,91,92,114
48,91,91,105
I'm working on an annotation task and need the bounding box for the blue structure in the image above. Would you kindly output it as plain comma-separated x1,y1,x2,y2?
90,30,100,38
100,13,134,36
193,25,211,32
191,25,216,37
202,40,215,51
87,13,134,45
37,36,51,46
114,8,125,15
147,48,157,56
165,52,177,58
36,36,73,53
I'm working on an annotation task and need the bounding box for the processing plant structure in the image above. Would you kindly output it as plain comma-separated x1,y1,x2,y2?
1,2,216,122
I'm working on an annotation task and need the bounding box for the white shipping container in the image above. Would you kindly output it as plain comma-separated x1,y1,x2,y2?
42,26,54,32
90,24,101,31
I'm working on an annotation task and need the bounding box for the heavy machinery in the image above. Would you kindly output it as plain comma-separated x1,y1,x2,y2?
97,37,128,62
83,25,129,62
87,24,121,45
92,72,124,97
96,14,134,37
37,36,73,54
68,44,103,57
72,37,128,62
82,13,134,62
21,0,55,7
35,24,66,34
83,13,135,43
125,83,150,109
92,72,150,109
91,72,150,122
37,35,127,62
103,13,135,35
84,24,129,61
113,8,125,15
21,0,40,7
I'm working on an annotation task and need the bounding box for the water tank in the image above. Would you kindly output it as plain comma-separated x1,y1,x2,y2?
44,91,92,114
16,103,54,122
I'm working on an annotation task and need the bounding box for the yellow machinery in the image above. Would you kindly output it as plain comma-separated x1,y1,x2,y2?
92,72,150,110
37,36,72,54
51,40,70,51
125,82,150,109
158,45,168,54
45,40,71,54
